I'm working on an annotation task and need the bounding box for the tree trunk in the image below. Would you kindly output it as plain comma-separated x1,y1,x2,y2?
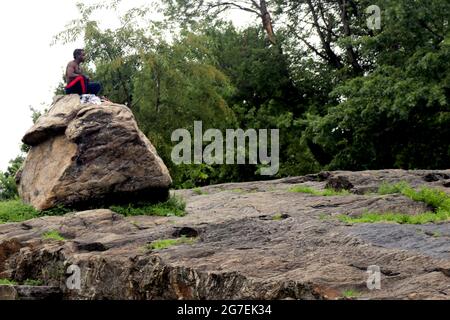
337,0,363,75
306,0,343,69
258,0,276,45
155,70,161,113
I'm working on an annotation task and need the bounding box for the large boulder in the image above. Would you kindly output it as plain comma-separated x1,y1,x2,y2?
17,95,172,210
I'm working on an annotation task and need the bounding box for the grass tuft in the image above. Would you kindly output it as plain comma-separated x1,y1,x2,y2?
290,186,351,196
145,236,198,251
339,210,450,225
23,279,44,286
110,195,186,217
340,183,450,224
0,279,17,286
0,200,74,225
42,230,65,241
342,289,361,299
377,181,410,195
0,200,40,224
272,213,284,221
193,188,207,195
1,195,187,225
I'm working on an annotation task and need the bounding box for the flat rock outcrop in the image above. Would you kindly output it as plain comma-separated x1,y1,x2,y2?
17,95,172,210
1,169,450,300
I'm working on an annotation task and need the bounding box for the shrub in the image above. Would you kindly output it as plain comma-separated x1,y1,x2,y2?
110,195,186,217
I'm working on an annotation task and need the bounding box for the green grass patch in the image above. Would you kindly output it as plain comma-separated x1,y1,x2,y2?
319,213,331,221
272,213,284,221
23,279,44,286
430,231,442,238
41,205,73,217
42,230,65,241
0,200,73,225
1,195,186,225
340,183,450,225
0,279,17,286
342,289,361,299
378,182,450,211
377,181,411,195
290,186,350,196
0,200,40,224
0,278,44,286
403,187,450,212
146,236,198,251
110,195,186,217
193,188,208,195
339,209,450,225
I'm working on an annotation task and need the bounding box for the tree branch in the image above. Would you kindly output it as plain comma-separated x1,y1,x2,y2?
206,2,261,17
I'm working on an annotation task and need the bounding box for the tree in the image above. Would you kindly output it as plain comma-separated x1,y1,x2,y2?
201,22,321,176
0,156,24,200
164,0,277,44
132,31,238,187
50,0,450,185
53,3,155,106
303,0,450,169
272,0,378,77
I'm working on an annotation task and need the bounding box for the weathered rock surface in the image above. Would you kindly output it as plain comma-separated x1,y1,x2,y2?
17,95,172,210
1,170,450,300
0,285,62,300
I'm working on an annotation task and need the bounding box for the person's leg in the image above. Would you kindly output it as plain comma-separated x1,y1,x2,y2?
65,76,86,95
87,82,102,95
65,82,82,95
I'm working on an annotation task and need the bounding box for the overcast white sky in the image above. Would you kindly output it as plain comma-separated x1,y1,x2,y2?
0,0,255,171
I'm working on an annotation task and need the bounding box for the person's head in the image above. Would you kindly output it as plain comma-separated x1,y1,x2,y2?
73,49,86,63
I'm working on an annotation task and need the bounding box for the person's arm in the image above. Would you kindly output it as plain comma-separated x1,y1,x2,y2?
66,63,84,80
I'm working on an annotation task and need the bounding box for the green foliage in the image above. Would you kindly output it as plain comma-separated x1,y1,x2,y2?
203,23,320,177
403,188,450,212
0,200,75,225
378,181,411,195
42,205,74,217
23,279,44,286
0,174,18,201
378,182,450,212
272,213,284,221
192,188,207,195
42,231,66,241
0,279,17,286
0,156,24,201
339,210,450,225
302,0,450,170
289,186,350,196
340,183,450,224
342,289,361,299
146,236,198,251
132,32,240,188
51,0,450,187
431,231,442,238
0,200,40,224
0,195,185,225
110,195,186,217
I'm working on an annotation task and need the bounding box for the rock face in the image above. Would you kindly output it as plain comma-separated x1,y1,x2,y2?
17,95,172,210
1,170,450,300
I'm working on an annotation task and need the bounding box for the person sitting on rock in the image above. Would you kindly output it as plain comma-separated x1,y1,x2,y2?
65,49,102,96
